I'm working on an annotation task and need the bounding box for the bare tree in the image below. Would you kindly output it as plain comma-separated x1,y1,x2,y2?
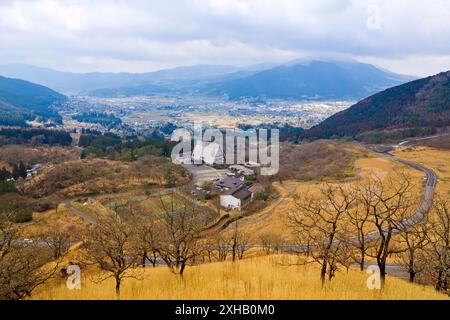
155,192,208,276
395,215,429,283
198,237,216,263
0,216,61,300
39,227,73,260
347,183,374,271
425,194,450,293
236,231,250,260
231,220,239,262
288,184,356,286
366,174,417,287
214,234,230,262
259,232,284,254
132,207,160,268
83,212,142,299
335,240,354,275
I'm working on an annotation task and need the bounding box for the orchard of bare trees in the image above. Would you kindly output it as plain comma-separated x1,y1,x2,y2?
288,174,449,293
2,178,448,300
0,214,71,300
81,191,252,299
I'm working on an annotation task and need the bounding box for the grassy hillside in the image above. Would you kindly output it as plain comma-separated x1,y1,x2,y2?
277,141,362,181
392,146,450,195
0,75,67,125
303,71,450,141
31,255,448,300
0,145,80,168
21,156,189,199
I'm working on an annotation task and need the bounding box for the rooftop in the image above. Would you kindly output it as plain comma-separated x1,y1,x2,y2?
224,185,252,201
215,176,245,189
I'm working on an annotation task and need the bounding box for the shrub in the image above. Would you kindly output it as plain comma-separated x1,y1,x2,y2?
255,191,269,201
12,210,33,223
36,201,53,212
0,181,16,195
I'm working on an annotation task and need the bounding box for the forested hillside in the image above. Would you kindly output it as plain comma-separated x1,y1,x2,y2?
0,75,67,126
303,71,450,141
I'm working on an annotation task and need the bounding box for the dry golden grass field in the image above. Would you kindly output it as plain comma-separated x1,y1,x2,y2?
20,206,89,239
184,112,270,128
31,255,448,300
393,146,450,194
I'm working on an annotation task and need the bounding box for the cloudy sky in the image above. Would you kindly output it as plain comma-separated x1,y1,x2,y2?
1,0,450,76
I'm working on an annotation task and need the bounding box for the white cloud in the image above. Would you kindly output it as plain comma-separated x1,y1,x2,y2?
0,0,449,75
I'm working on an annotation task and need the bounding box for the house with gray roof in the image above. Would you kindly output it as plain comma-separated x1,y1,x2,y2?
214,175,245,191
220,185,253,210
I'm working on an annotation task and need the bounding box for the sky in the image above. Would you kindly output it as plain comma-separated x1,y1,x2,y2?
1,0,450,76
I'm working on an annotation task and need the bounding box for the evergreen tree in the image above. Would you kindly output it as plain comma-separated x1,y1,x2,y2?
0,167,11,181
164,169,177,187
18,161,27,179
11,163,19,180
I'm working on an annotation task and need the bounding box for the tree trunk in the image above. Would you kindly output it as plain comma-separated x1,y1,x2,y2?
409,255,415,283
320,260,327,287
379,264,386,288
328,268,334,281
115,276,121,300
435,270,448,292
359,254,365,272
179,263,186,276
151,251,157,267
409,271,416,283
142,251,148,268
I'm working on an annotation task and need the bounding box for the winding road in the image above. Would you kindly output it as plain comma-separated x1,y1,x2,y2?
386,153,438,226
347,151,439,246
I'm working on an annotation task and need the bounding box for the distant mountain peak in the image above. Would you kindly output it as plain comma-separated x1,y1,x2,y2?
209,59,413,100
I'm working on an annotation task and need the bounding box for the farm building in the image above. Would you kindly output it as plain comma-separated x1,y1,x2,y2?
214,175,245,191
220,185,252,210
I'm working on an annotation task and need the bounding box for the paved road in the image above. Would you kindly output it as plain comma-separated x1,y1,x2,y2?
332,150,438,243
61,198,98,224
352,141,439,234
388,154,438,223
183,164,230,186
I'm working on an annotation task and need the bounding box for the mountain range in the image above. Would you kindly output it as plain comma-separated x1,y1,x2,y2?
0,60,413,100
303,70,450,141
206,60,414,100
